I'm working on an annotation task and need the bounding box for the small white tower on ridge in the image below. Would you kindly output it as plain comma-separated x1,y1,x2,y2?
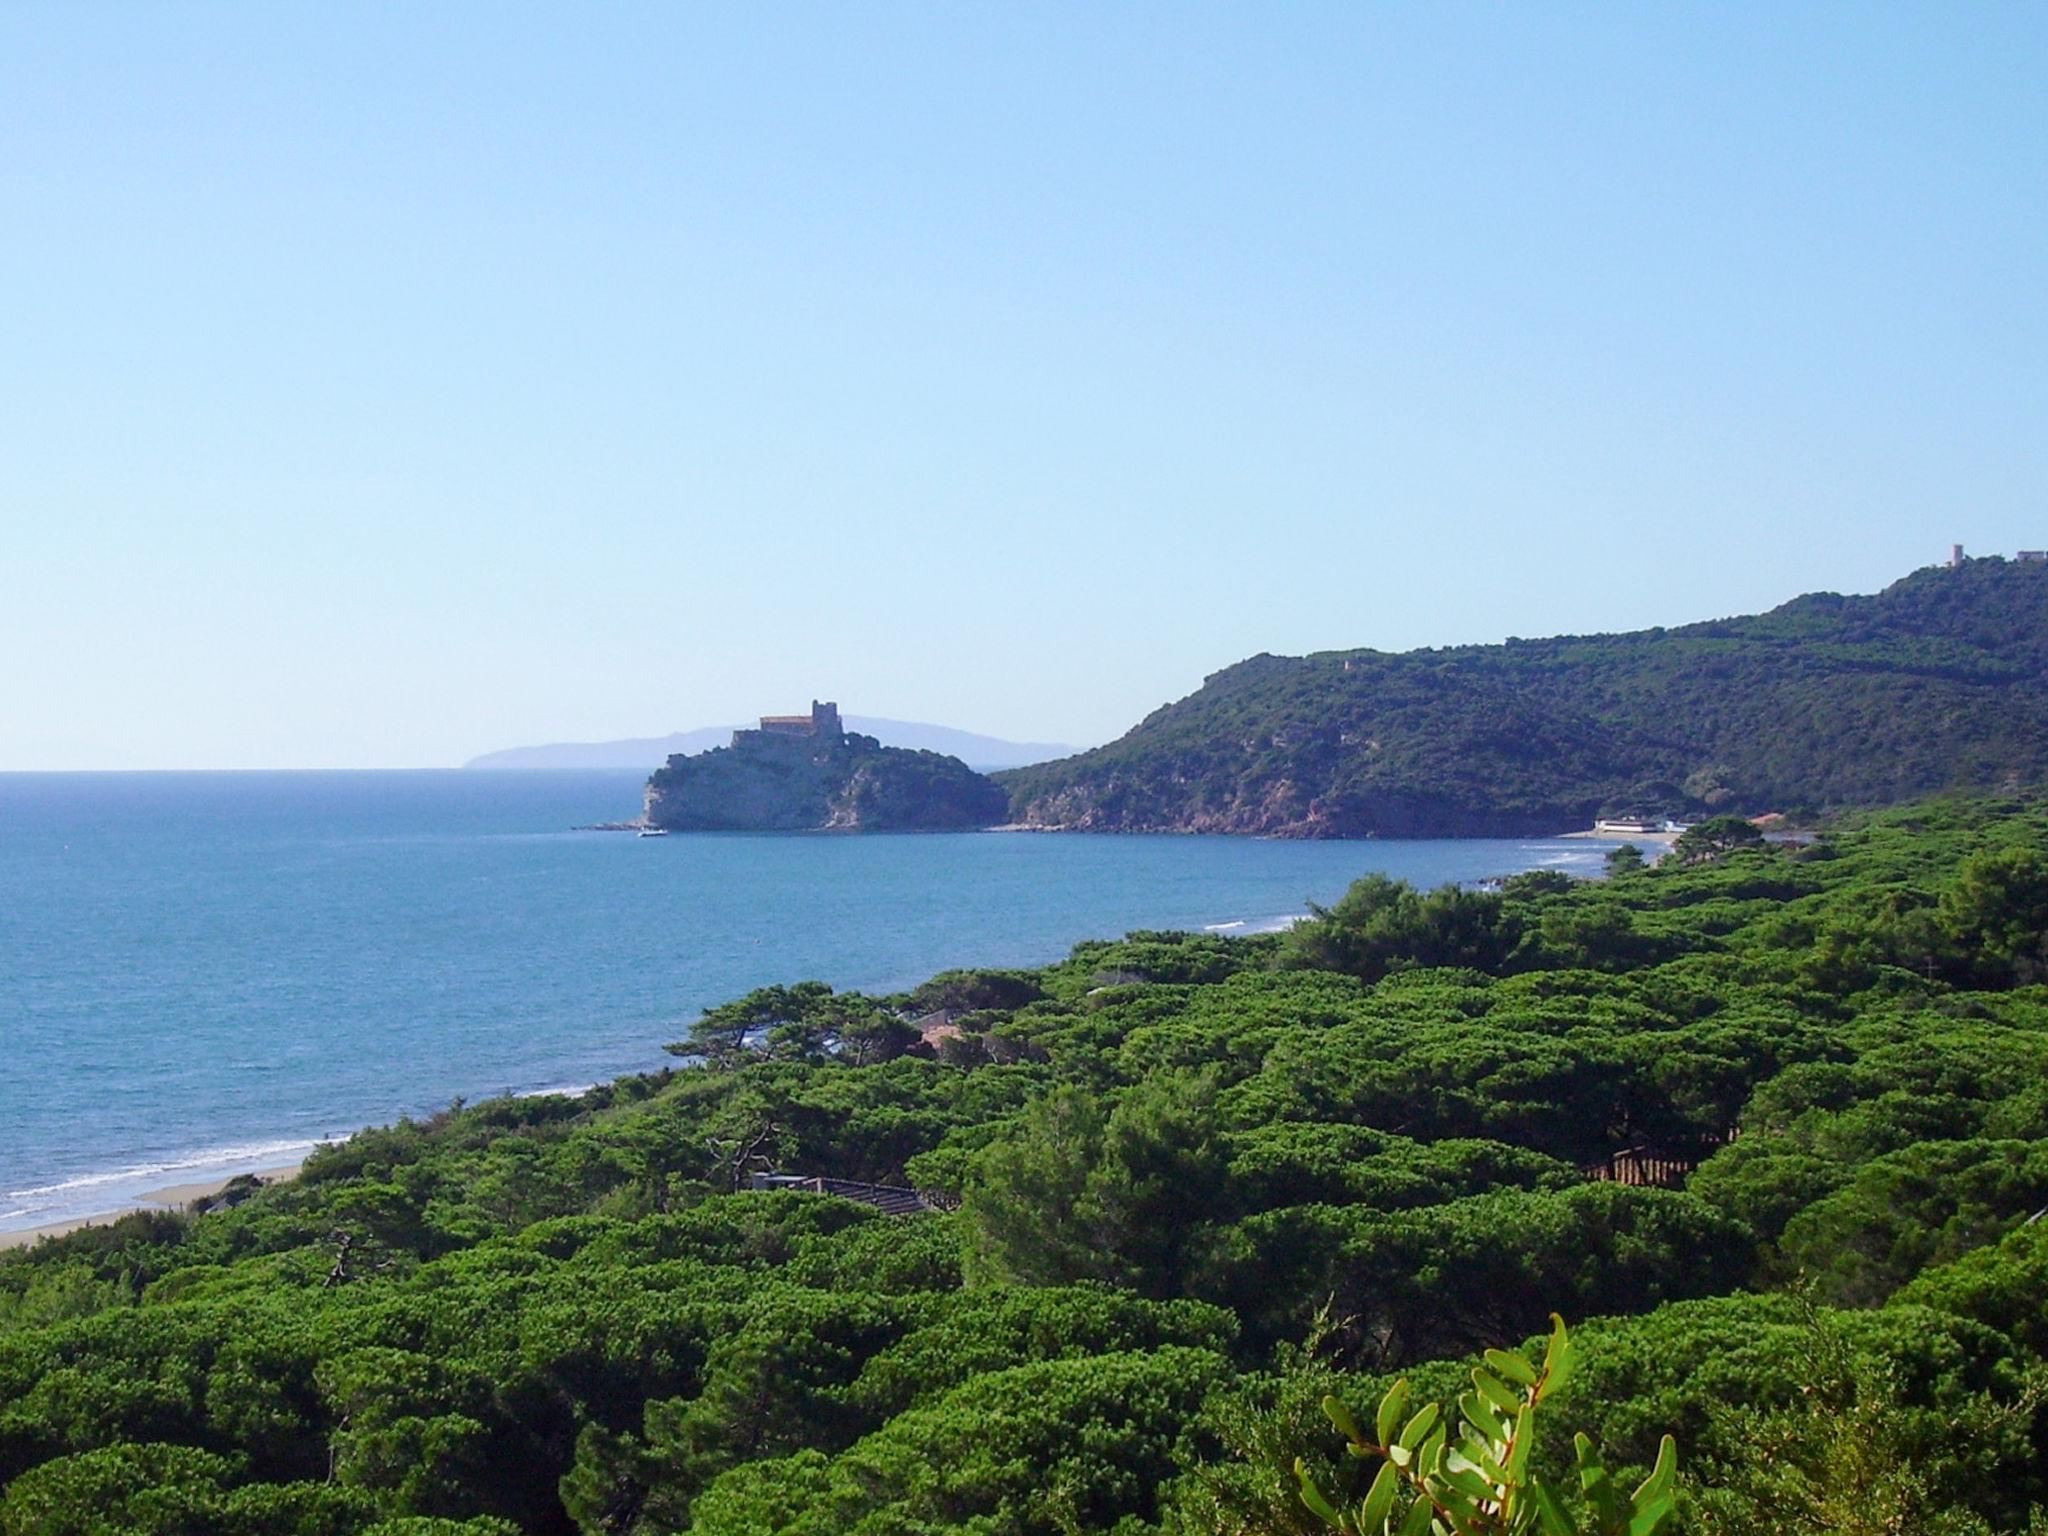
1950,543,1966,568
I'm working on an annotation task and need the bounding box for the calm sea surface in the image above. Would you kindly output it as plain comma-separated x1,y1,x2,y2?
0,770,1606,1231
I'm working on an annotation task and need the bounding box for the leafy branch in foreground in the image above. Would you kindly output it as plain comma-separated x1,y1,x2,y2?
1294,1316,1678,1536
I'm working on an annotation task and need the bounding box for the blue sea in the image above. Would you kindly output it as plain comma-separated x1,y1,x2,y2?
0,771,1607,1233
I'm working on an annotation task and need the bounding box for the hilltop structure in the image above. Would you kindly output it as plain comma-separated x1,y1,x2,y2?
644,702,1005,832
735,701,842,746
1949,544,2045,566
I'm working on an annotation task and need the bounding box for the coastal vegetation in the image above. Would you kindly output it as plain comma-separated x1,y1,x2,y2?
5,796,2048,1532
997,557,2048,836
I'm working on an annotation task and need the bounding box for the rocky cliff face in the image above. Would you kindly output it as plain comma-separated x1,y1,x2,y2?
644,730,1006,832
997,777,1582,838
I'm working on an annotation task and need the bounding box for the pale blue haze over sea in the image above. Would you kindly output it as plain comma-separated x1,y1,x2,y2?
0,771,1607,1233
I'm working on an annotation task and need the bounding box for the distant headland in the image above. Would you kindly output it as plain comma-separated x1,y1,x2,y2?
996,553,2048,838
467,717,1075,773
641,701,1008,832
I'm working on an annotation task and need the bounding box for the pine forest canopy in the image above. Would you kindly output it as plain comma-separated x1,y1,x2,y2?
4,794,2048,1531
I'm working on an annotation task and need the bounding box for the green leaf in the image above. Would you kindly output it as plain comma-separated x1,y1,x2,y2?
1629,1490,1677,1536
1396,1494,1434,1536
1506,1405,1536,1481
1541,1314,1575,1398
1457,1391,1504,1448
1438,1462,1494,1506
1631,1434,1678,1509
1397,1402,1441,1450
1419,1424,1448,1478
1376,1379,1411,1447
1627,1438,1679,1536
1575,1433,1622,1530
1472,1367,1523,1417
1486,1347,1539,1387
1294,1459,1341,1525
1360,1459,1401,1531
1459,1434,1509,1485
1531,1479,1580,1536
1325,1394,1369,1447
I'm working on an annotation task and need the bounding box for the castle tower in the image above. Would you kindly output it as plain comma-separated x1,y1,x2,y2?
1951,543,1966,568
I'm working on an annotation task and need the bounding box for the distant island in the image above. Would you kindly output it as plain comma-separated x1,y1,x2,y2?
643,701,1008,832
468,717,1075,773
998,552,2048,837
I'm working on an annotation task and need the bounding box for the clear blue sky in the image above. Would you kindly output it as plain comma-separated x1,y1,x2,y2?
3,4,2043,769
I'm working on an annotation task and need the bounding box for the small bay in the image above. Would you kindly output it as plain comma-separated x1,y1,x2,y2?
0,769,1604,1231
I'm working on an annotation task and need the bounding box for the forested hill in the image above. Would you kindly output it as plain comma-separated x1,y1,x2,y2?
997,556,2048,836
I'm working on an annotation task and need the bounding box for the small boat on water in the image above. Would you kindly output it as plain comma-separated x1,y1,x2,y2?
637,826,669,838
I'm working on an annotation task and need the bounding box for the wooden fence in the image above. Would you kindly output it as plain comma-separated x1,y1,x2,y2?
751,1172,960,1215
1579,1126,1740,1189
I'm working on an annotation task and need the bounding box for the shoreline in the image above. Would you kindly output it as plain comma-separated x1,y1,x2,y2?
1559,828,1681,843
0,1162,306,1252
2,1079,602,1253
2,834,1615,1257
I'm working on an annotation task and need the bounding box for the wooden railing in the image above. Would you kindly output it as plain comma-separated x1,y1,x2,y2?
1580,1148,1700,1188
1579,1126,1740,1189
750,1172,960,1214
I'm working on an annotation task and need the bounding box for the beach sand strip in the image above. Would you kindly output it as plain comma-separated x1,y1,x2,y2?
0,1162,305,1252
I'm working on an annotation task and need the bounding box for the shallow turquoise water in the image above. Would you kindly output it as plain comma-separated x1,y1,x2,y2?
0,770,1605,1230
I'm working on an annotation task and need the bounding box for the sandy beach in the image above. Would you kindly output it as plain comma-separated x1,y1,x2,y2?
0,1162,304,1252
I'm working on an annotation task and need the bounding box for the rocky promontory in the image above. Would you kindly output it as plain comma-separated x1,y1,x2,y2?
643,701,1007,832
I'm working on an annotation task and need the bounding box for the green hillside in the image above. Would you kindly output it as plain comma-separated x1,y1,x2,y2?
998,557,2048,836
5,796,2048,1532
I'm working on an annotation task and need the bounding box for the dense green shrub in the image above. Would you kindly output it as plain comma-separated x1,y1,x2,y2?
5,795,2048,1531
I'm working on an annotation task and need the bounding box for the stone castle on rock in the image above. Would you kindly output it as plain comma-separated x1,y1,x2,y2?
730,701,843,749
643,701,1006,832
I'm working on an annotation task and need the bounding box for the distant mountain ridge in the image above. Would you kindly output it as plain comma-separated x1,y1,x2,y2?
467,718,1076,774
996,557,2048,837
